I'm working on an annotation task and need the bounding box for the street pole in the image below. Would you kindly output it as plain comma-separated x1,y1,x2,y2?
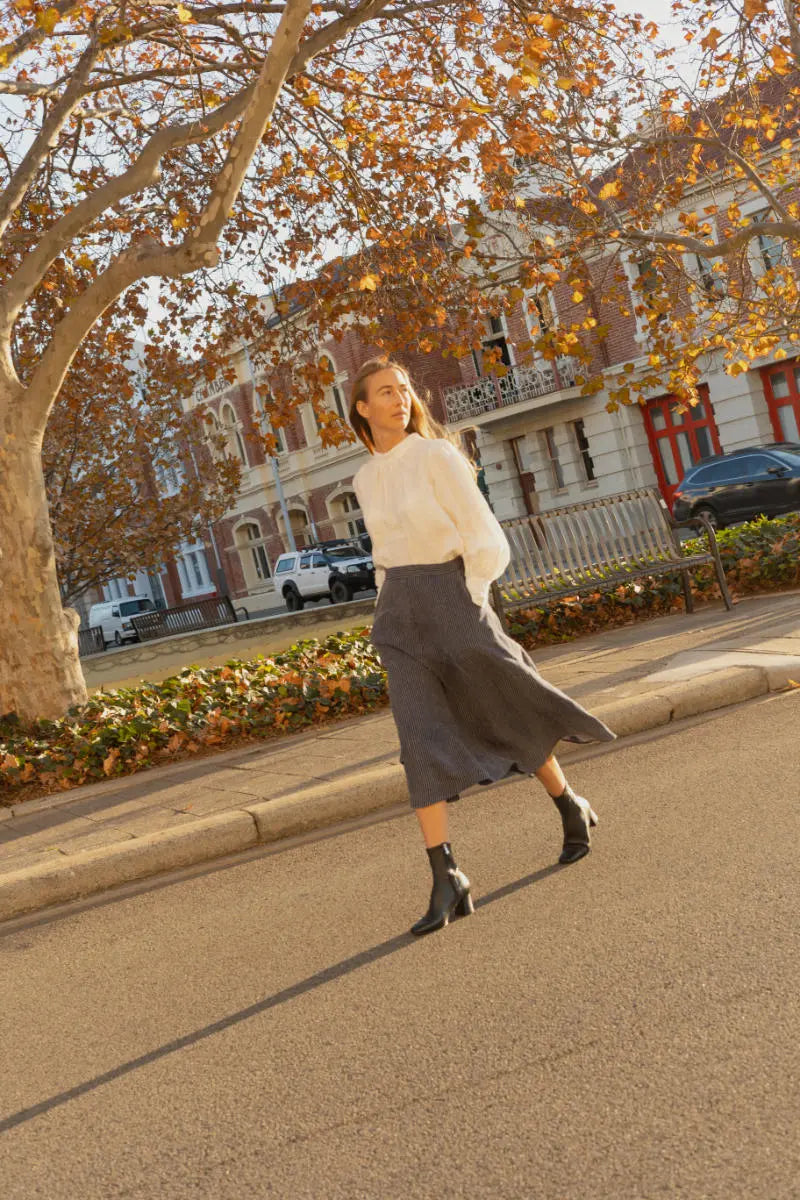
240,339,296,552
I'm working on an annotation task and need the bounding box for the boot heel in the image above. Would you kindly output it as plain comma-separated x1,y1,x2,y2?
454,891,474,918
589,809,598,827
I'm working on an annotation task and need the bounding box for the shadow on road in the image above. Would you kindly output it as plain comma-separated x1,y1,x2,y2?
0,862,562,1134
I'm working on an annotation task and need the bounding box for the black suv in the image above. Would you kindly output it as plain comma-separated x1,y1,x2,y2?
672,443,800,528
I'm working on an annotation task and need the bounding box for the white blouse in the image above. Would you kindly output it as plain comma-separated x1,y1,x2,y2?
352,433,510,608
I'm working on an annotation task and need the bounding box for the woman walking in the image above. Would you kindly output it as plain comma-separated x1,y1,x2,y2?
351,358,615,936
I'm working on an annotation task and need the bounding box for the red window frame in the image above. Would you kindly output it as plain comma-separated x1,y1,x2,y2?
760,360,800,443
641,386,722,508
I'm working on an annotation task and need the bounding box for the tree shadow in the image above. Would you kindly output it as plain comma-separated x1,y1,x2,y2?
0,862,562,1134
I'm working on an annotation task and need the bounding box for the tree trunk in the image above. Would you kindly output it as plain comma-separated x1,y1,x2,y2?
0,388,87,723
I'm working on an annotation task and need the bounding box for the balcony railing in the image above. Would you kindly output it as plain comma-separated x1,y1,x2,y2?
443,358,578,424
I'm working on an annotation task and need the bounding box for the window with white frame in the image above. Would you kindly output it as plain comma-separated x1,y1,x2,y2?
693,253,726,298
329,491,366,539
103,578,127,602
234,522,272,591
474,314,513,375
154,456,185,496
220,401,249,464
320,355,348,422
175,541,213,596
751,208,784,273
571,418,596,482
529,292,554,337
253,391,287,456
635,255,667,324
542,426,566,490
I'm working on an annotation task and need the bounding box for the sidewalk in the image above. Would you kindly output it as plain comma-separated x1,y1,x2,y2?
2,590,799,921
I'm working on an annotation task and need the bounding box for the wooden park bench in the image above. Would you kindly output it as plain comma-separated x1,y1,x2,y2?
489,486,733,630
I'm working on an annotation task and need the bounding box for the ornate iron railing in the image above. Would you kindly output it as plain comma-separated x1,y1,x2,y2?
443,358,578,423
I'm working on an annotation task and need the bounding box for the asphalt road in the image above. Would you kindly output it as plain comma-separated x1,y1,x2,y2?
2,692,798,1199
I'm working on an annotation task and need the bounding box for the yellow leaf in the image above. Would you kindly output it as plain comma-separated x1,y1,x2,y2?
599,180,621,201
572,290,584,303
542,14,564,34
467,101,493,114
36,7,59,33
358,273,381,291
556,76,577,91
176,2,193,21
171,209,190,230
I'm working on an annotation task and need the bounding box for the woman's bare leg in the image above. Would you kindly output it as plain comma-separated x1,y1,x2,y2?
415,800,449,847
535,754,567,796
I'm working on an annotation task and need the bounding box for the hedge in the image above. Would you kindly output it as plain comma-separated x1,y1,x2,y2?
2,512,798,805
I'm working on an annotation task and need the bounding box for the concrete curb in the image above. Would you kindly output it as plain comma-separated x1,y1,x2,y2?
1,664,796,924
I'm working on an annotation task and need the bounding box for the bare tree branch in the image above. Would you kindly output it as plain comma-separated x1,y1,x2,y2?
0,39,99,240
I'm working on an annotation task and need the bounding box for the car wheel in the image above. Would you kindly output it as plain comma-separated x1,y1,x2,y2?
693,505,720,530
330,579,352,604
284,587,304,612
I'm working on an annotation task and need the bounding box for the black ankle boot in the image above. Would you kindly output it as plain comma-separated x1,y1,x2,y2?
551,785,598,864
411,842,474,937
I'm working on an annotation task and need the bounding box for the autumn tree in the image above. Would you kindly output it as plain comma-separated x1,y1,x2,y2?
0,0,644,721
45,332,240,607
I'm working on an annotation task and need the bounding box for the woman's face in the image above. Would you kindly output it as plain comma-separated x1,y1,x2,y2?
356,366,413,442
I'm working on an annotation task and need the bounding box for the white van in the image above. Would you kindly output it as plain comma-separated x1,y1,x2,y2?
88,595,156,648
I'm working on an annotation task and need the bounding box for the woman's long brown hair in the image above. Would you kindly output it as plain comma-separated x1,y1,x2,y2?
349,358,473,473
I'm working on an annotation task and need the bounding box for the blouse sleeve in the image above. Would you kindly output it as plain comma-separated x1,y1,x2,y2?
429,441,510,607
352,467,385,598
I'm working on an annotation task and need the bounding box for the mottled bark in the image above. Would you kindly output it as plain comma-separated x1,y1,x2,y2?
0,388,87,721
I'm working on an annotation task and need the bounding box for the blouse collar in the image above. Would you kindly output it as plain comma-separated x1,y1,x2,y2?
373,432,420,459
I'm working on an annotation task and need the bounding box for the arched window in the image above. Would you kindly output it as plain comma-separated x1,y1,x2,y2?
328,490,366,539
320,354,348,423
220,401,249,465
234,522,272,592
175,540,213,597
283,506,311,548
253,391,287,456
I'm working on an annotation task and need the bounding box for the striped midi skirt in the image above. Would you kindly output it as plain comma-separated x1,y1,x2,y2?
370,558,616,809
